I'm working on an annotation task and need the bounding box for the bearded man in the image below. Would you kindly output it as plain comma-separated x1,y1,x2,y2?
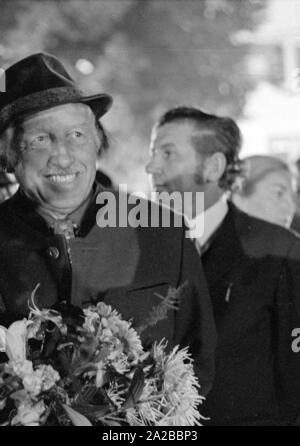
147,106,300,425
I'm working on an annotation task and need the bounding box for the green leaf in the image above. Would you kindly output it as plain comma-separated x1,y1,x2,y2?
104,420,122,426
72,403,109,419
122,366,144,410
136,283,187,334
62,404,92,426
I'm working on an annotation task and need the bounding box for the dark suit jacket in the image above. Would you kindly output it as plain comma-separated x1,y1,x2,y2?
201,202,300,425
0,185,216,397
291,214,300,234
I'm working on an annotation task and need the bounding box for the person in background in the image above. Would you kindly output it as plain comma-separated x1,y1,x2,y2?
0,54,216,398
146,106,300,426
231,155,296,229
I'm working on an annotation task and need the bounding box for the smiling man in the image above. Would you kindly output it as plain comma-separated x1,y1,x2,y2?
11,104,100,217
0,54,216,399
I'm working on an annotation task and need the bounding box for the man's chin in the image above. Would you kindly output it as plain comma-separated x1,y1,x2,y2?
39,194,87,213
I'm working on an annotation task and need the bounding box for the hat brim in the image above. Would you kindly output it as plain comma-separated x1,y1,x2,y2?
80,93,113,120
0,87,113,134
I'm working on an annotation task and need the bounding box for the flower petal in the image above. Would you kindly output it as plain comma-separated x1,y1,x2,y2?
0,326,7,352
6,320,29,362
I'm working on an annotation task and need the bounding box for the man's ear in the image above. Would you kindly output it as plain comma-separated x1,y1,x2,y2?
204,152,227,183
0,154,15,173
0,156,12,174
5,164,14,174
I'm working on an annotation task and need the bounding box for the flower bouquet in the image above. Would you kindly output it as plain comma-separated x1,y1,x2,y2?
0,286,204,426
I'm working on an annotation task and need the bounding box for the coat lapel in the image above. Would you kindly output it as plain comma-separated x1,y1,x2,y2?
202,204,242,282
201,203,250,325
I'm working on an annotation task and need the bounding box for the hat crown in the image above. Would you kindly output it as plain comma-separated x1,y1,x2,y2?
0,52,112,134
1,53,77,109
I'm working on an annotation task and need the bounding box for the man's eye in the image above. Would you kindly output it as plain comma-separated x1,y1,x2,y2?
68,131,86,142
163,150,171,159
29,135,50,148
34,135,48,142
271,189,284,199
71,131,84,138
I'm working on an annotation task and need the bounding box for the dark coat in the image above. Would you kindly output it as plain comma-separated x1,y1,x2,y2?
201,202,300,425
291,214,300,234
0,186,216,397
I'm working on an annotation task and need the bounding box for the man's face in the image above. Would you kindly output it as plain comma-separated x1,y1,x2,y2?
146,121,205,195
12,103,100,214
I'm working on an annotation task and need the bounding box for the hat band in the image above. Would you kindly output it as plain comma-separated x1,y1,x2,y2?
0,86,84,131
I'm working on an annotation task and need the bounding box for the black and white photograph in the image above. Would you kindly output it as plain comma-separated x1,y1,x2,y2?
0,0,300,429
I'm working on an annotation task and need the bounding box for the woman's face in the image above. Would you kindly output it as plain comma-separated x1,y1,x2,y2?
235,169,296,228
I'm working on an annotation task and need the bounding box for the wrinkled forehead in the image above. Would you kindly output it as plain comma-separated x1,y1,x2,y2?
19,103,95,131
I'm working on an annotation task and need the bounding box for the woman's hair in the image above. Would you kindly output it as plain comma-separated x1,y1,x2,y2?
234,155,291,197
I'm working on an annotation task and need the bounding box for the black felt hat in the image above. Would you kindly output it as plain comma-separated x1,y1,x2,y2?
0,52,113,134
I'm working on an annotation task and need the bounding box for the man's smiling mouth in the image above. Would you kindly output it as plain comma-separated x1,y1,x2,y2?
46,173,78,184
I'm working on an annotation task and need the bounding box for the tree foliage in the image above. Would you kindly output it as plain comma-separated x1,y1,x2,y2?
0,0,266,190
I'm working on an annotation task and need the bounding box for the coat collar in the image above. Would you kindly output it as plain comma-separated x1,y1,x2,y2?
0,185,180,290
201,200,293,278
0,182,107,247
201,201,251,285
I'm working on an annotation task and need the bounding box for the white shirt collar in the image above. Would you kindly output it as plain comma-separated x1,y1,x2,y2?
187,195,228,248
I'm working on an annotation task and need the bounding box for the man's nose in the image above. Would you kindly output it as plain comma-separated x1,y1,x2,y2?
145,158,162,175
49,141,74,167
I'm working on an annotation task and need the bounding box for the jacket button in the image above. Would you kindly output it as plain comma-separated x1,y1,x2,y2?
46,246,60,259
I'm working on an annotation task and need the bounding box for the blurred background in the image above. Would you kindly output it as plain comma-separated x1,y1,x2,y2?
0,0,299,193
